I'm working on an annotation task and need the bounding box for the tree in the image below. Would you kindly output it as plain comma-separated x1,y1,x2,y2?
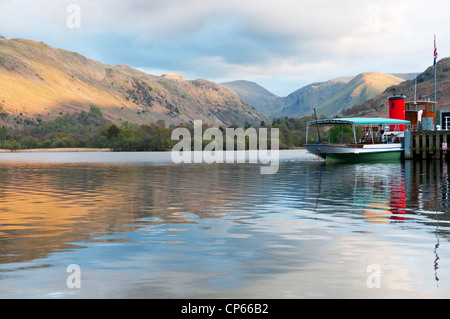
22,136,38,149
328,125,354,144
5,140,19,152
106,124,121,140
119,121,135,139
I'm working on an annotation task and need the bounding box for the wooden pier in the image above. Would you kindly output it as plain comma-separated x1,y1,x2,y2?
404,130,449,160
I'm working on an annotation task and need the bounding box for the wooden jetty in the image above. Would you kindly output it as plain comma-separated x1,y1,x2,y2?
404,130,449,160
398,96,449,161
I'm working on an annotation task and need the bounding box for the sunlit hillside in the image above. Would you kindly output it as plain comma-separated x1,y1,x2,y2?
0,36,266,128
309,72,405,117
343,57,450,118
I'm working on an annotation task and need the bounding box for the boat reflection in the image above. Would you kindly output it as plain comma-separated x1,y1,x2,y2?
390,175,406,220
317,159,448,285
318,160,449,225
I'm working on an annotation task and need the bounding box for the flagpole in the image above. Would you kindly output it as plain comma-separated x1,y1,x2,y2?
434,34,437,130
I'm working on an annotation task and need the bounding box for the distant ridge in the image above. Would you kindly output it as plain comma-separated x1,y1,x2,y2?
220,80,284,116
278,76,354,118
222,72,406,118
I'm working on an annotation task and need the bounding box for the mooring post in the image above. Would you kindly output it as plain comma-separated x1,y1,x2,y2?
422,132,427,160
404,130,412,159
415,131,420,157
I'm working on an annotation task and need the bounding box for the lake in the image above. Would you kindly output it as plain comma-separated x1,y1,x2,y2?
0,149,449,298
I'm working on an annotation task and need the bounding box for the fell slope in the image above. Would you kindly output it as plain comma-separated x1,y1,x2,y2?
0,36,265,128
313,72,405,117
220,80,284,116
279,76,354,118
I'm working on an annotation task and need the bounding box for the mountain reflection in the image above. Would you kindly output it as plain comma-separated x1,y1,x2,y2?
0,162,267,264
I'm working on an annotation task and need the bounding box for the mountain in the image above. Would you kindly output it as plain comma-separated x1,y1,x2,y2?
277,76,354,117
281,72,405,118
220,77,354,117
342,58,450,118
220,80,284,116
0,36,266,128
222,72,406,118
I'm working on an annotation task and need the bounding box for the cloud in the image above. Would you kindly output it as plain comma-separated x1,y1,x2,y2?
0,0,448,95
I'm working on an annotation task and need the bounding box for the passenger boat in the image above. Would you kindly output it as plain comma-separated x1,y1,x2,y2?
304,117,411,162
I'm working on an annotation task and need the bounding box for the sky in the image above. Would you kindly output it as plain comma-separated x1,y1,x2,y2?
0,0,448,96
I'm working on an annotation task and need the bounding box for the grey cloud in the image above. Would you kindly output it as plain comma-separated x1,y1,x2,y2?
0,0,448,95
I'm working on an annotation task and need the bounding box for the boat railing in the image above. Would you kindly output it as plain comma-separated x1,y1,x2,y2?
305,120,411,146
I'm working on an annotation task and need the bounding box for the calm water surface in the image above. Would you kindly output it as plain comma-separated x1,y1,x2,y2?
0,149,450,298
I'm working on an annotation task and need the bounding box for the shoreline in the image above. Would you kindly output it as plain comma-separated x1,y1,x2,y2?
0,148,112,153
0,147,305,153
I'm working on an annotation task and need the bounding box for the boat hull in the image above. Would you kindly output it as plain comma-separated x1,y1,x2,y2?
304,144,404,163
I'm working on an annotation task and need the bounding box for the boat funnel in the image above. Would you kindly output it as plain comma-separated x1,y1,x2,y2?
388,95,406,131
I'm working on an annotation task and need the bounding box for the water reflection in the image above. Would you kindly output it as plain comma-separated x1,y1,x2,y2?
316,160,450,224
313,160,446,289
0,151,449,298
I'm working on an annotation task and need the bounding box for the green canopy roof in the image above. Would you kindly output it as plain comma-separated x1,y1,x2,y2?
307,117,411,126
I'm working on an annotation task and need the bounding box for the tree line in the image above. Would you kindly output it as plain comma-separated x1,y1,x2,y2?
0,108,317,151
